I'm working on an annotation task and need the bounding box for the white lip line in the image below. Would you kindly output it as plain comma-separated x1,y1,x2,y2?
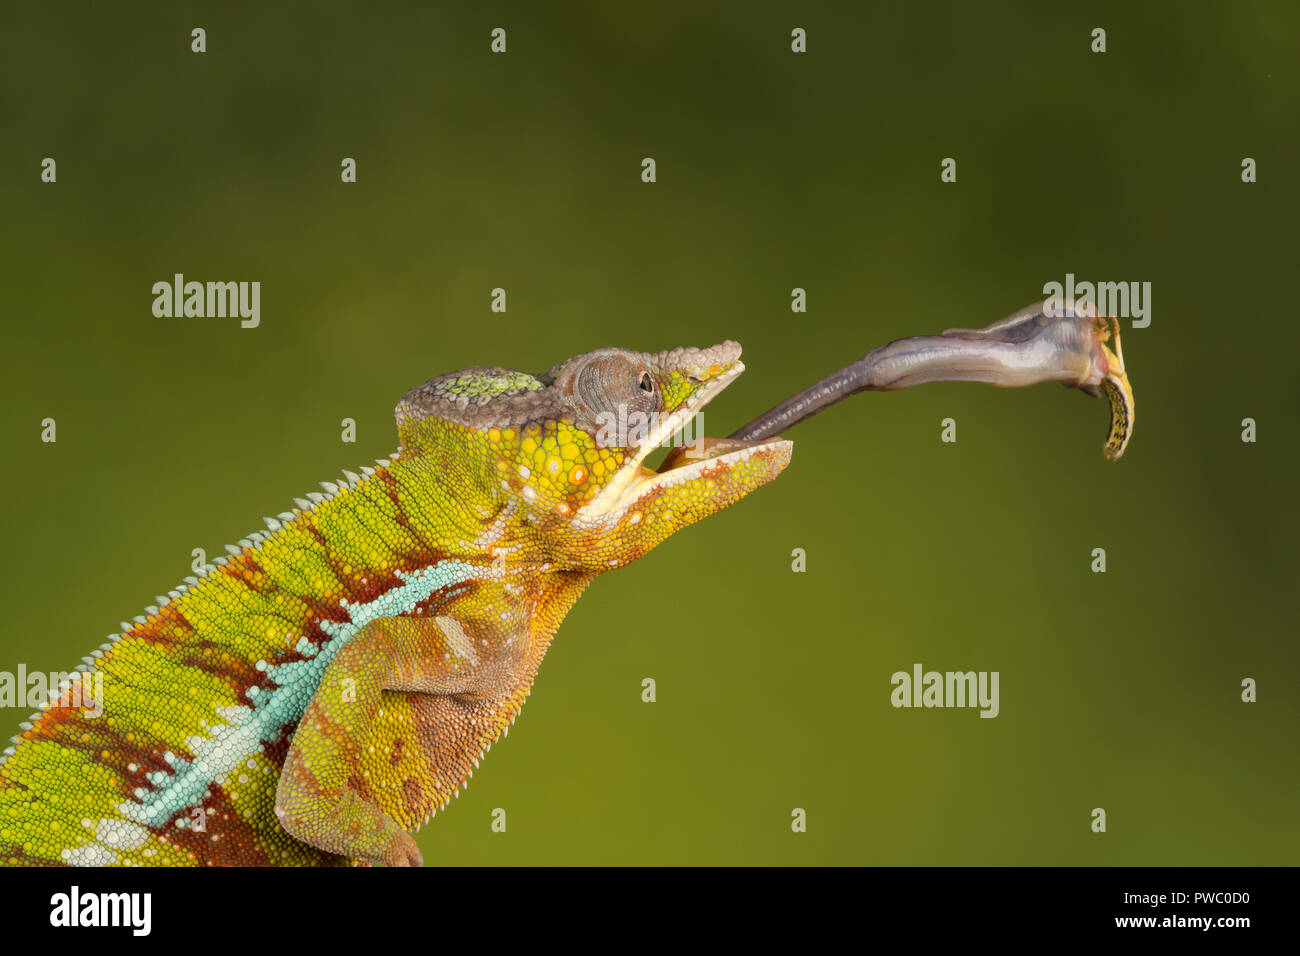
630,436,791,496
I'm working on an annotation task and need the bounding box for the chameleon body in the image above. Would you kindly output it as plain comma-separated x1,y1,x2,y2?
0,343,791,866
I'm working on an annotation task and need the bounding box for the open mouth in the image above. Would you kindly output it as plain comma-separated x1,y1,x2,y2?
575,361,791,522
654,435,775,473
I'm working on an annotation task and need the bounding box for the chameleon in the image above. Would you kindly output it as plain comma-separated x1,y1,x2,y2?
0,299,1133,867
0,342,791,867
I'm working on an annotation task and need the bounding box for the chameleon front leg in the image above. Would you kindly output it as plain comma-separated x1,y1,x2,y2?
275,615,482,867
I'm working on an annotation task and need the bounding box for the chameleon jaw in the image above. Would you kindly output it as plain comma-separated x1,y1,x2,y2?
578,434,793,529
573,361,790,525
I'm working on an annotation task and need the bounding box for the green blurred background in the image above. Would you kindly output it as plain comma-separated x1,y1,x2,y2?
2,1,1297,864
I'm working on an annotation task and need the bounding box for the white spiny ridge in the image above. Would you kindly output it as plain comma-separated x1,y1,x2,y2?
0,457,394,788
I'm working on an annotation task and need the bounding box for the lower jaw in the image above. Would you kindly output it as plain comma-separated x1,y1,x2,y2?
577,432,788,524
655,435,779,474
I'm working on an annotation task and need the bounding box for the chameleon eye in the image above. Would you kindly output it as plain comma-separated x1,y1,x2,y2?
638,372,654,393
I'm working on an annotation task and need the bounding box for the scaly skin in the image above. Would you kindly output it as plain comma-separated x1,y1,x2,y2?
0,342,790,866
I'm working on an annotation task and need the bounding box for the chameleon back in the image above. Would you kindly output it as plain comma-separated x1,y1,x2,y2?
0,461,524,866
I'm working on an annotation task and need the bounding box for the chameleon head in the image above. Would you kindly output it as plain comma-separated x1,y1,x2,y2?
394,342,792,569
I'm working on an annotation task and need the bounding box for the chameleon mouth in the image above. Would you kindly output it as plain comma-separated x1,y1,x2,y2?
574,361,791,522
654,435,780,473
634,433,794,502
